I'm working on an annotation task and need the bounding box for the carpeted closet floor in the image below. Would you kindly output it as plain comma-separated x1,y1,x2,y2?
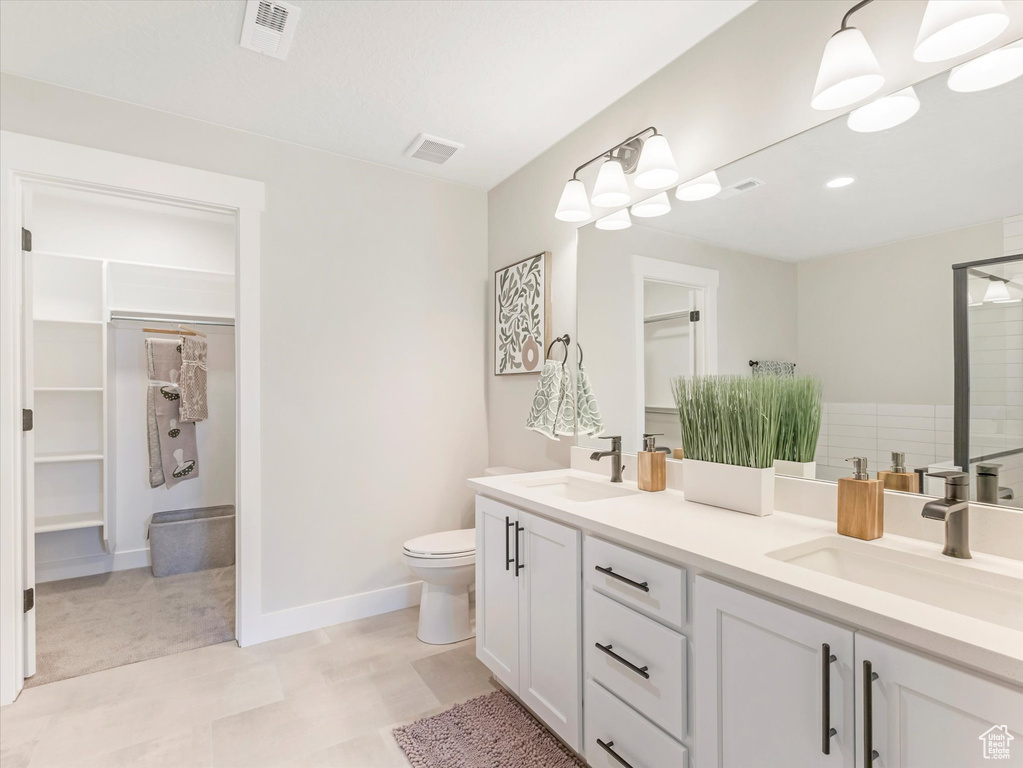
27,565,235,688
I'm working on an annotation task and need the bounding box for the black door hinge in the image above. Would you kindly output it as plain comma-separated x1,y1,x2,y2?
24,588,34,613
690,310,701,322
21,228,32,252
22,409,33,432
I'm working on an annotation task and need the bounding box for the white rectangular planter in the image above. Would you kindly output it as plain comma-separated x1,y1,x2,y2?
773,460,817,480
682,459,774,517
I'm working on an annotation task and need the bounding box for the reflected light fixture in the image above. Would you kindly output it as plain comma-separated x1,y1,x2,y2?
631,192,672,218
947,39,1023,92
554,178,591,222
825,176,856,188
675,170,722,201
811,0,885,110
595,209,632,231
591,158,631,207
984,278,1012,302
634,134,680,190
847,86,921,132
914,0,1010,63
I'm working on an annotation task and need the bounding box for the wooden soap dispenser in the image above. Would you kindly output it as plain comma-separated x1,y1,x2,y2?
638,433,671,492
877,451,919,493
837,456,884,540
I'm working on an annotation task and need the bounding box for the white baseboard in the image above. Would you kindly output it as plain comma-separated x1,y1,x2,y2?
35,547,152,584
245,580,424,646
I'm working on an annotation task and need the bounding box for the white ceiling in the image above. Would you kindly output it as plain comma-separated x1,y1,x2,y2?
636,65,1023,261
0,0,754,189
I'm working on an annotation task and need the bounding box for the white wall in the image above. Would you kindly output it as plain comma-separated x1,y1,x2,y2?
486,0,1023,471
1,74,489,615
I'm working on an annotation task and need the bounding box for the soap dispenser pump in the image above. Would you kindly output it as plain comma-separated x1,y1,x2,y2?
837,456,884,540
877,451,919,493
638,433,671,492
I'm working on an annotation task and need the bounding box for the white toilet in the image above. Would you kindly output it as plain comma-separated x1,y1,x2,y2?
403,466,521,645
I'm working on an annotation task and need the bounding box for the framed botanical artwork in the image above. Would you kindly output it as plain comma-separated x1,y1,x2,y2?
495,251,550,375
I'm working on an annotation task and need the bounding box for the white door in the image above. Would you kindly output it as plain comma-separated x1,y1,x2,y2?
20,190,37,680
856,633,1023,768
695,577,855,768
475,496,519,690
517,509,581,751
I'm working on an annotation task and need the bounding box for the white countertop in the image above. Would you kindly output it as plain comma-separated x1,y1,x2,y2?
468,468,1023,687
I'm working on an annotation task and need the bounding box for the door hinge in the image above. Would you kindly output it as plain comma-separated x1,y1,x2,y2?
24,587,34,613
21,227,32,252
22,409,33,431
689,310,701,322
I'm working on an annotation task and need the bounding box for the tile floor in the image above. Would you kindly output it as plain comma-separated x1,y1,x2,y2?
0,607,495,768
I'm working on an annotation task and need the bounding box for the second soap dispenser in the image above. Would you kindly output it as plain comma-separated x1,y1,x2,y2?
877,451,919,493
837,456,884,540
638,433,672,492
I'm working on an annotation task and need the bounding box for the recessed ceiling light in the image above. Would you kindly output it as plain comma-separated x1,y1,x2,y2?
948,39,1023,92
825,176,856,189
847,87,921,132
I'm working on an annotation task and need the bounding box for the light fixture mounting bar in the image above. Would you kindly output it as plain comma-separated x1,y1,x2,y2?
841,0,876,30
572,126,658,179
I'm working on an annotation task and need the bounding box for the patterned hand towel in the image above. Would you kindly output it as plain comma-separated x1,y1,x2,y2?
180,336,208,422
146,339,181,488
525,360,566,440
555,366,576,437
153,382,199,489
575,363,605,437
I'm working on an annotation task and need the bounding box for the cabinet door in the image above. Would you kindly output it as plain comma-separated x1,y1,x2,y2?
856,633,1023,768
695,577,855,768
518,509,582,751
475,496,519,690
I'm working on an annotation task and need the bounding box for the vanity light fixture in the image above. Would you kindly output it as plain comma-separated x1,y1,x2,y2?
825,176,856,188
947,39,1023,92
554,178,591,222
675,170,722,202
591,158,631,207
595,208,632,231
847,86,921,132
634,134,680,190
983,278,1012,303
914,0,1010,63
631,191,672,218
811,0,885,111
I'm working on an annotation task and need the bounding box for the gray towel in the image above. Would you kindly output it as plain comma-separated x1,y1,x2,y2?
146,338,181,383
575,363,605,437
751,360,796,377
525,360,567,440
153,383,199,489
179,336,208,422
147,385,165,488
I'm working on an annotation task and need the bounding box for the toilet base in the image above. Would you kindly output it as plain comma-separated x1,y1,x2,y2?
417,582,474,645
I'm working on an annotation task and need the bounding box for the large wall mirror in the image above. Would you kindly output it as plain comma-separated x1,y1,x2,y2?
577,55,1023,508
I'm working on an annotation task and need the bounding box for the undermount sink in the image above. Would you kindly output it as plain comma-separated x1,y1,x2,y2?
768,537,1023,631
516,475,640,503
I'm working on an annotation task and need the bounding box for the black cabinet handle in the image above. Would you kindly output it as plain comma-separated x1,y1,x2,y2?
514,522,525,574
822,643,838,755
596,739,634,768
595,565,649,593
863,660,879,767
504,516,513,571
595,642,650,679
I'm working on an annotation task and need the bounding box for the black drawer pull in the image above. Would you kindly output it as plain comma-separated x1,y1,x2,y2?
596,739,634,768
504,516,514,571
595,565,649,593
822,643,838,755
595,642,650,679
863,660,880,767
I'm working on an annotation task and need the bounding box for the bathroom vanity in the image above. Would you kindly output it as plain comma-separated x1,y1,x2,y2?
469,466,1023,768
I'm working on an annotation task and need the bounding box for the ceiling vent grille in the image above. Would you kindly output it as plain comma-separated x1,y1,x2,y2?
717,177,766,199
405,134,464,165
240,0,301,60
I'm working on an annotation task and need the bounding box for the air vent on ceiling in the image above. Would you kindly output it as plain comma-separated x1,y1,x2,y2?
240,0,301,60
717,177,766,199
405,133,464,165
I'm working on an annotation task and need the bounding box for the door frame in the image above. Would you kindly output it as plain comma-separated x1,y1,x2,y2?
0,131,265,705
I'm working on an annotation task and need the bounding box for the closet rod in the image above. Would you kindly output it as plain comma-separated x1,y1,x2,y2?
109,313,235,328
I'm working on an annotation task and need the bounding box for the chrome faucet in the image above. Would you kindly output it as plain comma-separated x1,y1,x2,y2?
591,435,624,483
922,471,971,559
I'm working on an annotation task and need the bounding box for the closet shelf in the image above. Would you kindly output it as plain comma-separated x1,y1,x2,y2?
35,386,103,392
35,452,104,464
34,250,235,277
36,512,105,534
34,317,104,325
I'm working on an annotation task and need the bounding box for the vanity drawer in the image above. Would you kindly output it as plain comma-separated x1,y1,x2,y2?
585,589,687,740
585,680,688,768
584,535,686,628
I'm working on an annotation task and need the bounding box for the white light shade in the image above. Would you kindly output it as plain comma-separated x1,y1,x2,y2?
825,176,856,188
631,192,672,218
811,27,885,110
847,87,921,132
914,1,1010,62
634,135,679,190
591,158,631,207
595,209,632,231
675,170,721,201
984,279,1012,302
554,179,591,222
948,39,1023,92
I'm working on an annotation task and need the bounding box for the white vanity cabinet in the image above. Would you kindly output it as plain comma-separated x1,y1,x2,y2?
695,576,856,768
475,496,582,751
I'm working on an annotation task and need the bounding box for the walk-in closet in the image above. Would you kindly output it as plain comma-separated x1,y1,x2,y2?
22,184,238,686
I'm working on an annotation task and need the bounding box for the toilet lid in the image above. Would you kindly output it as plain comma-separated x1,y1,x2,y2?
403,528,475,556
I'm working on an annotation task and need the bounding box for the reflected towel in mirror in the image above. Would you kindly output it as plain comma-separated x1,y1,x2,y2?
576,363,605,437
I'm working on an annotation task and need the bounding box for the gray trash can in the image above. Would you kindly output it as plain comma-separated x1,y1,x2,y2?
149,505,235,578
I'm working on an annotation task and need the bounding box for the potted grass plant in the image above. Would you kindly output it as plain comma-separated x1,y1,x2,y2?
773,376,823,480
671,375,783,516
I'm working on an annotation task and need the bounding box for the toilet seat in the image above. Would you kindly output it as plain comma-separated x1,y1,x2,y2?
403,528,475,559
